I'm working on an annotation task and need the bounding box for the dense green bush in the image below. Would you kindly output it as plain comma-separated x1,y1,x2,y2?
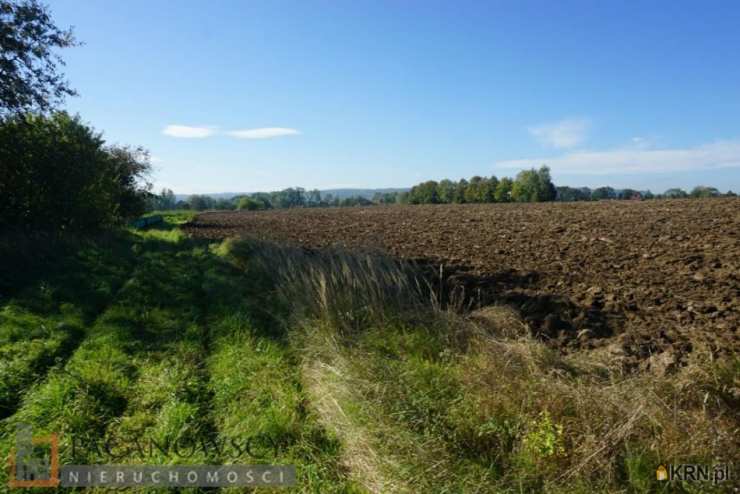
0,112,151,233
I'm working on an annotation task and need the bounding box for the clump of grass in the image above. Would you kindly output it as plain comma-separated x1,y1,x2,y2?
221,238,432,335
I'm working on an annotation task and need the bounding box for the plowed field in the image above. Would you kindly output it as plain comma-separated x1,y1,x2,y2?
184,199,739,371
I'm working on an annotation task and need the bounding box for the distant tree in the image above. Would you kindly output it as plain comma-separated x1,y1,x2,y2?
536,166,557,201
494,177,513,202
409,181,439,204
464,176,484,203
663,188,688,199
618,188,640,200
591,186,617,200
511,172,533,202
556,186,589,202
690,186,720,198
453,179,468,204
373,192,398,204
213,198,234,210
250,192,274,209
153,188,176,210
0,0,79,115
436,179,456,204
511,166,555,202
188,195,213,211
237,197,260,210
488,175,499,202
340,196,372,207
306,189,322,206
271,187,306,208
726,190,737,197
463,176,496,203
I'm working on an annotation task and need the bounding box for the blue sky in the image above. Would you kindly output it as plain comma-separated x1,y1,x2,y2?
50,0,740,194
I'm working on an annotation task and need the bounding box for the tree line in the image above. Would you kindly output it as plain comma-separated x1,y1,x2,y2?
153,165,735,213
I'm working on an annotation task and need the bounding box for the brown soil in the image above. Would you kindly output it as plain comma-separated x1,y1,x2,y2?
184,199,739,371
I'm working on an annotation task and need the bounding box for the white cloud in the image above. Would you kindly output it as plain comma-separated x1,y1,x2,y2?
163,125,216,138
528,118,590,149
150,156,163,164
228,127,300,139
496,139,740,174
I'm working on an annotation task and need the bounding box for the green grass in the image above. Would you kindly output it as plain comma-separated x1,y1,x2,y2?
0,217,737,493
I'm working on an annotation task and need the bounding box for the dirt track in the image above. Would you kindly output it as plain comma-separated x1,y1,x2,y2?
184,199,739,371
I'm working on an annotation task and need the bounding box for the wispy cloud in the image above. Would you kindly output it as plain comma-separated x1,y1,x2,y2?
496,139,740,174
163,125,216,138
528,118,590,149
228,128,300,139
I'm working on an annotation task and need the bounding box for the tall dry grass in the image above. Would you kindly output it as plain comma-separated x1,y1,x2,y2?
221,238,435,334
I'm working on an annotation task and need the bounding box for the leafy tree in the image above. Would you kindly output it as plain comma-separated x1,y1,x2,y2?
237,197,261,210
213,198,234,210
488,175,500,201
511,173,533,203
464,176,497,203
409,180,439,204
436,179,456,204
536,166,556,201
271,187,306,208
464,176,484,203
306,189,322,206
690,185,720,198
150,188,176,210
373,192,399,204
591,186,617,200
250,192,274,209
187,195,212,211
556,186,589,201
0,112,151,232
618,188,640,200
494,177,513,202
511,166,555,202
0,0,79,115
663,188,688,199
453,179,468,203
726,190,737,197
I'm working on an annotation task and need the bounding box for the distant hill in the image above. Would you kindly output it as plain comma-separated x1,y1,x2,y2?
175,188,409,202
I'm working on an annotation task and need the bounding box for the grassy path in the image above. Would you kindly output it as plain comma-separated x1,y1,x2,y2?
0,236,137,419
1,217,360,492
203,244,360,493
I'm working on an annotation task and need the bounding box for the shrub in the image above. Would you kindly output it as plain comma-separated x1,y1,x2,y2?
0,112,151,233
